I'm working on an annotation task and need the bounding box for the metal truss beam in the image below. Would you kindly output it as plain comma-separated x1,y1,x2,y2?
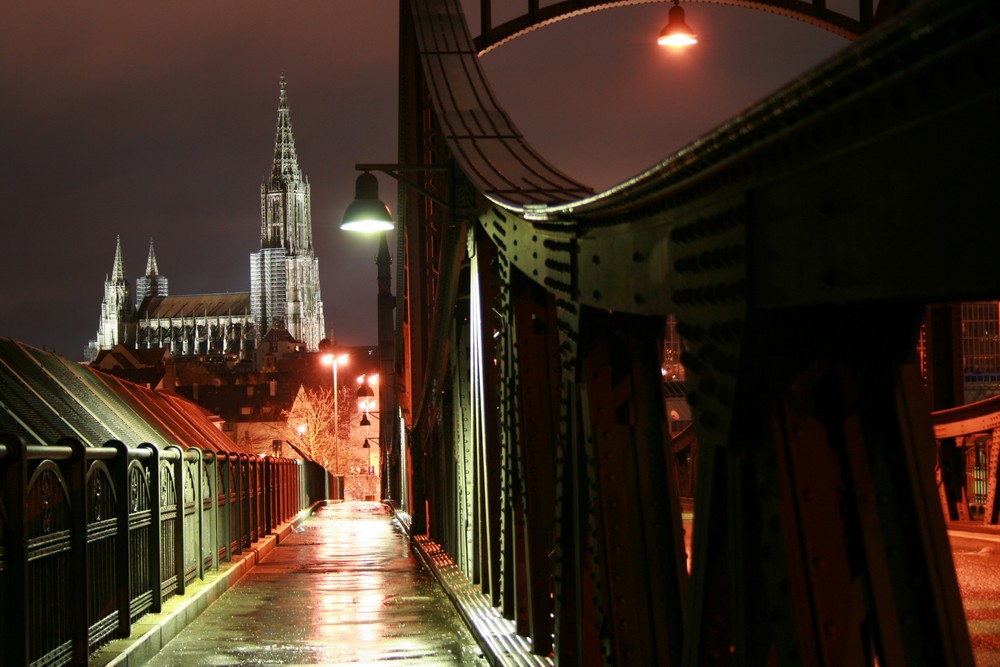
473,0,896,53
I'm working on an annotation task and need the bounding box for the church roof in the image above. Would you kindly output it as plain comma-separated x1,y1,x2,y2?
137,293,251,319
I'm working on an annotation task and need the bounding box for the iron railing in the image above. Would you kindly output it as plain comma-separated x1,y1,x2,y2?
0,433,322,666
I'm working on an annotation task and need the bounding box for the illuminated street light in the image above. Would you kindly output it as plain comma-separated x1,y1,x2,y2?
341,162,446,502
356,374,377,413
658,1,697,47
340,172,394,232
322,352,349,482
357,377,379,427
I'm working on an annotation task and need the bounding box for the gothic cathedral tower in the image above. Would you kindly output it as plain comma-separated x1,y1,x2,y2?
250,75,325,350
96,235,133,349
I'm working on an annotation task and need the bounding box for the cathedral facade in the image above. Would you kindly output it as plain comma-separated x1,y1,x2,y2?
85,76,325,362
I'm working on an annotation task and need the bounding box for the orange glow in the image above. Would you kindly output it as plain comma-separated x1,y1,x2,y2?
658,5,697,47
658,33,697,47
322,352,348,366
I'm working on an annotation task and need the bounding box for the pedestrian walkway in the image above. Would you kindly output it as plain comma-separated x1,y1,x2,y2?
136,502,487,666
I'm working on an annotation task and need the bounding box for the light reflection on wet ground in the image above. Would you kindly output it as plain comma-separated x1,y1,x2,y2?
144,502,487,666
950,531,1000,667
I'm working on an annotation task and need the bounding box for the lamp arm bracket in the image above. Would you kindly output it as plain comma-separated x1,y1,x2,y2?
355,163,451,208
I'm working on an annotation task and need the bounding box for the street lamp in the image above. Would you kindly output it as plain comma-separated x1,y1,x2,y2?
340,163,449,502
322,352,348,480
658,1,698,47
356,375,380,430
341,164,450,233
357,374,376,415
340,172,394,232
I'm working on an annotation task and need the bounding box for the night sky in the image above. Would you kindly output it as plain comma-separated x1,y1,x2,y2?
1,1,847,360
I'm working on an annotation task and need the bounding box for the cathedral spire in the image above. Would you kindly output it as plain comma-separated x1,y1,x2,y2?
136,237,169,308
145,238,160,276
111,235,127,285
270,73,302,184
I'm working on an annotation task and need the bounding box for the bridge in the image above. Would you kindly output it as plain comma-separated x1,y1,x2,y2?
380,0,999,664
3,0,999,664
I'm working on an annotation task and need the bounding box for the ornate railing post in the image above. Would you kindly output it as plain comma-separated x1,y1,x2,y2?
111,441,131,639
164,445,185,596
186,447,205,581
263,457,273,534
61,437,89,665
249,456,259,542
1,434,28,665
214,451,225,564
233,452,245,554
202,450,219,572
141,443,163,613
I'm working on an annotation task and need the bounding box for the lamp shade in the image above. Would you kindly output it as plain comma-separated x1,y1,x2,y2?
341,172,394,232
658,5,697,46
356,379,376,412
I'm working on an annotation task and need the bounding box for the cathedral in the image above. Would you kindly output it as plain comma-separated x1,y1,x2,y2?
85,76,325,362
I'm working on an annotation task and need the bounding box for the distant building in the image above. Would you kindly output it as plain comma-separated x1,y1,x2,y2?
85,75,325,362
959,301,1000,404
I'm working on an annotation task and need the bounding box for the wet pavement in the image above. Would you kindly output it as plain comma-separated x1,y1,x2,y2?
142,502,487,666
950,530,1000,666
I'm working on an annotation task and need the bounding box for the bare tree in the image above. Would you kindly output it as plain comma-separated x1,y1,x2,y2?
282,385,371,478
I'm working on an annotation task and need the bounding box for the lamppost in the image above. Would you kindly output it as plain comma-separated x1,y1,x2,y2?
340,163,451,504
322,352,348,490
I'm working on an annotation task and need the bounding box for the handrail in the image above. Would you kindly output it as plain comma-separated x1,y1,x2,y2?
85,446,118,460
25,444,74,460
0,433,324,665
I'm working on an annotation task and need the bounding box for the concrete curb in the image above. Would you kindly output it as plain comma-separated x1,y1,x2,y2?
91,506,318,667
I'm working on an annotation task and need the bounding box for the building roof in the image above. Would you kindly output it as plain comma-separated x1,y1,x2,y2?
137,293,251,319
175,380,301,424
261,327,298,343
0,336,248,452
91,344,170,387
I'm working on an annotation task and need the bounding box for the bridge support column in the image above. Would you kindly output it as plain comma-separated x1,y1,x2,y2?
508,271,560,656
684,305,974,665
573,309,688,666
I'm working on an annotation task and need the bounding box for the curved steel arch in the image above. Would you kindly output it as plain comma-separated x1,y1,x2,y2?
397,0,999,663
473,0,908,53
